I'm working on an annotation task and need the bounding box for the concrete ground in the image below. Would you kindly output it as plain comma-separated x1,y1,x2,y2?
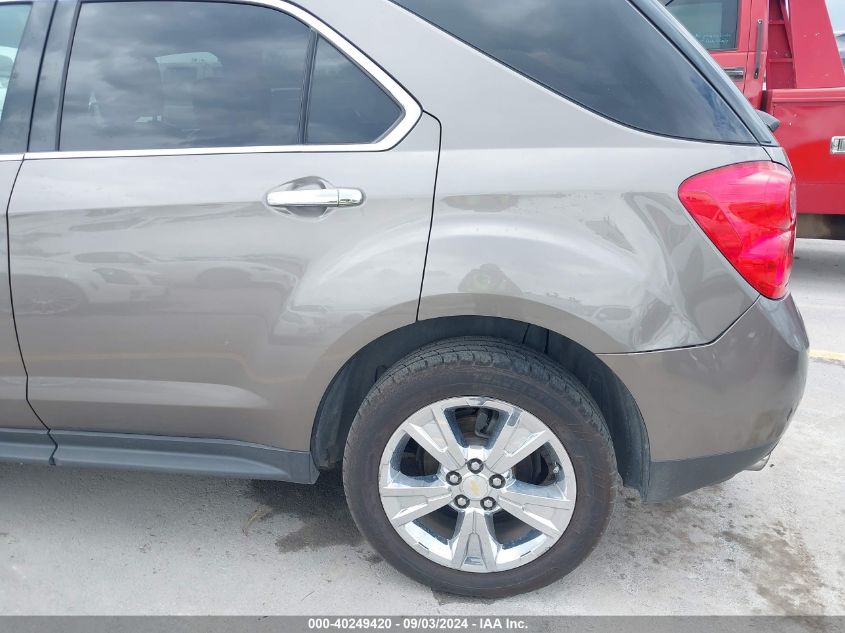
0,239,843,616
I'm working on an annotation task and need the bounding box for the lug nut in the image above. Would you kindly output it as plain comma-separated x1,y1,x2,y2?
481,497,496,511
446,471,462,485
489,474,506,489
467,458,484,473
454,495,470,509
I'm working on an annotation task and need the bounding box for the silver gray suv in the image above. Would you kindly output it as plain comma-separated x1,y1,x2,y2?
0,0,808,597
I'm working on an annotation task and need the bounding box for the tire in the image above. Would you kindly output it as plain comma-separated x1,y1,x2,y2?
343,337,617,598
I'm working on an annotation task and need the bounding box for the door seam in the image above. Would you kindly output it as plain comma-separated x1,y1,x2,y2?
4,158,57,460
414,111,442,322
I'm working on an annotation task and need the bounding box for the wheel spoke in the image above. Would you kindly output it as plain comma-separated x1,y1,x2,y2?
403,405,467,471
497,481,574,537
485,408,551,473
379,396,579,574
380,473,452,526
449,510,499,571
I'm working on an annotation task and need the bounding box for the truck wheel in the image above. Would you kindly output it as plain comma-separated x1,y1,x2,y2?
343,337,616,597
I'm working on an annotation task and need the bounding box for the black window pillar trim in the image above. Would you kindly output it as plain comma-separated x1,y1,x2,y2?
0,0,57,155
28,0,78,153
298,28,319,145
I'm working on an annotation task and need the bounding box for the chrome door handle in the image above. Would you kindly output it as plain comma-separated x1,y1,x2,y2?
266,188,364,208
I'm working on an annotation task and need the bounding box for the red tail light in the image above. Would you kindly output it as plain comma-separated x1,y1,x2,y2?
678,161,797,300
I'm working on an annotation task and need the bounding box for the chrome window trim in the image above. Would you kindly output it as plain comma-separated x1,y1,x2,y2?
25,0,422,160
0,154,24,162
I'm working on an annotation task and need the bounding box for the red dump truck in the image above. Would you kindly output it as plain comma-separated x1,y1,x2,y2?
666,0,845,238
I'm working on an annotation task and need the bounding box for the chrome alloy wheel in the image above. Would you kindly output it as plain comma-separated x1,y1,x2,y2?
378,397,577,573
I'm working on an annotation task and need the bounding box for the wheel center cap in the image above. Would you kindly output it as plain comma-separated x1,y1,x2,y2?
460,474,490,500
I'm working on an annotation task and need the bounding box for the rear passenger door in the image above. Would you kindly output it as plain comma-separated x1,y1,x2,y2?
8,0,438,452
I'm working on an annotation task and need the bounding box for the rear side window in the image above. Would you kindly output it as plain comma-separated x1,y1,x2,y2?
391,0,753,143
664,0,739,51
307,37,403,144
0,3,31,122
60,1,402,151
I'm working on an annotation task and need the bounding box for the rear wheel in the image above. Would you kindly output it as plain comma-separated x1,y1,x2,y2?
343,338,616,597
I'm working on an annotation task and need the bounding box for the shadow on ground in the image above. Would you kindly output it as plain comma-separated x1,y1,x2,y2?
247,471,368,555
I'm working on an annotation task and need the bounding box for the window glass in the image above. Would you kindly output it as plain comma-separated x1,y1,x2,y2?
61,1,311,151
828,0,845,32
391,0,752,143
0,4,31,122
306,37,402,144
664,0,739,51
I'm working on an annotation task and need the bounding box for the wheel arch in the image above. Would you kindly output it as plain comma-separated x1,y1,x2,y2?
311,315,650,495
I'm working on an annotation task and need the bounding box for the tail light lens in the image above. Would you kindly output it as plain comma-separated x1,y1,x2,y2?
678,161,797,300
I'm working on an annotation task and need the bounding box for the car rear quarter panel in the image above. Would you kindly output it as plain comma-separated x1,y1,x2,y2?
307,0,769,354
